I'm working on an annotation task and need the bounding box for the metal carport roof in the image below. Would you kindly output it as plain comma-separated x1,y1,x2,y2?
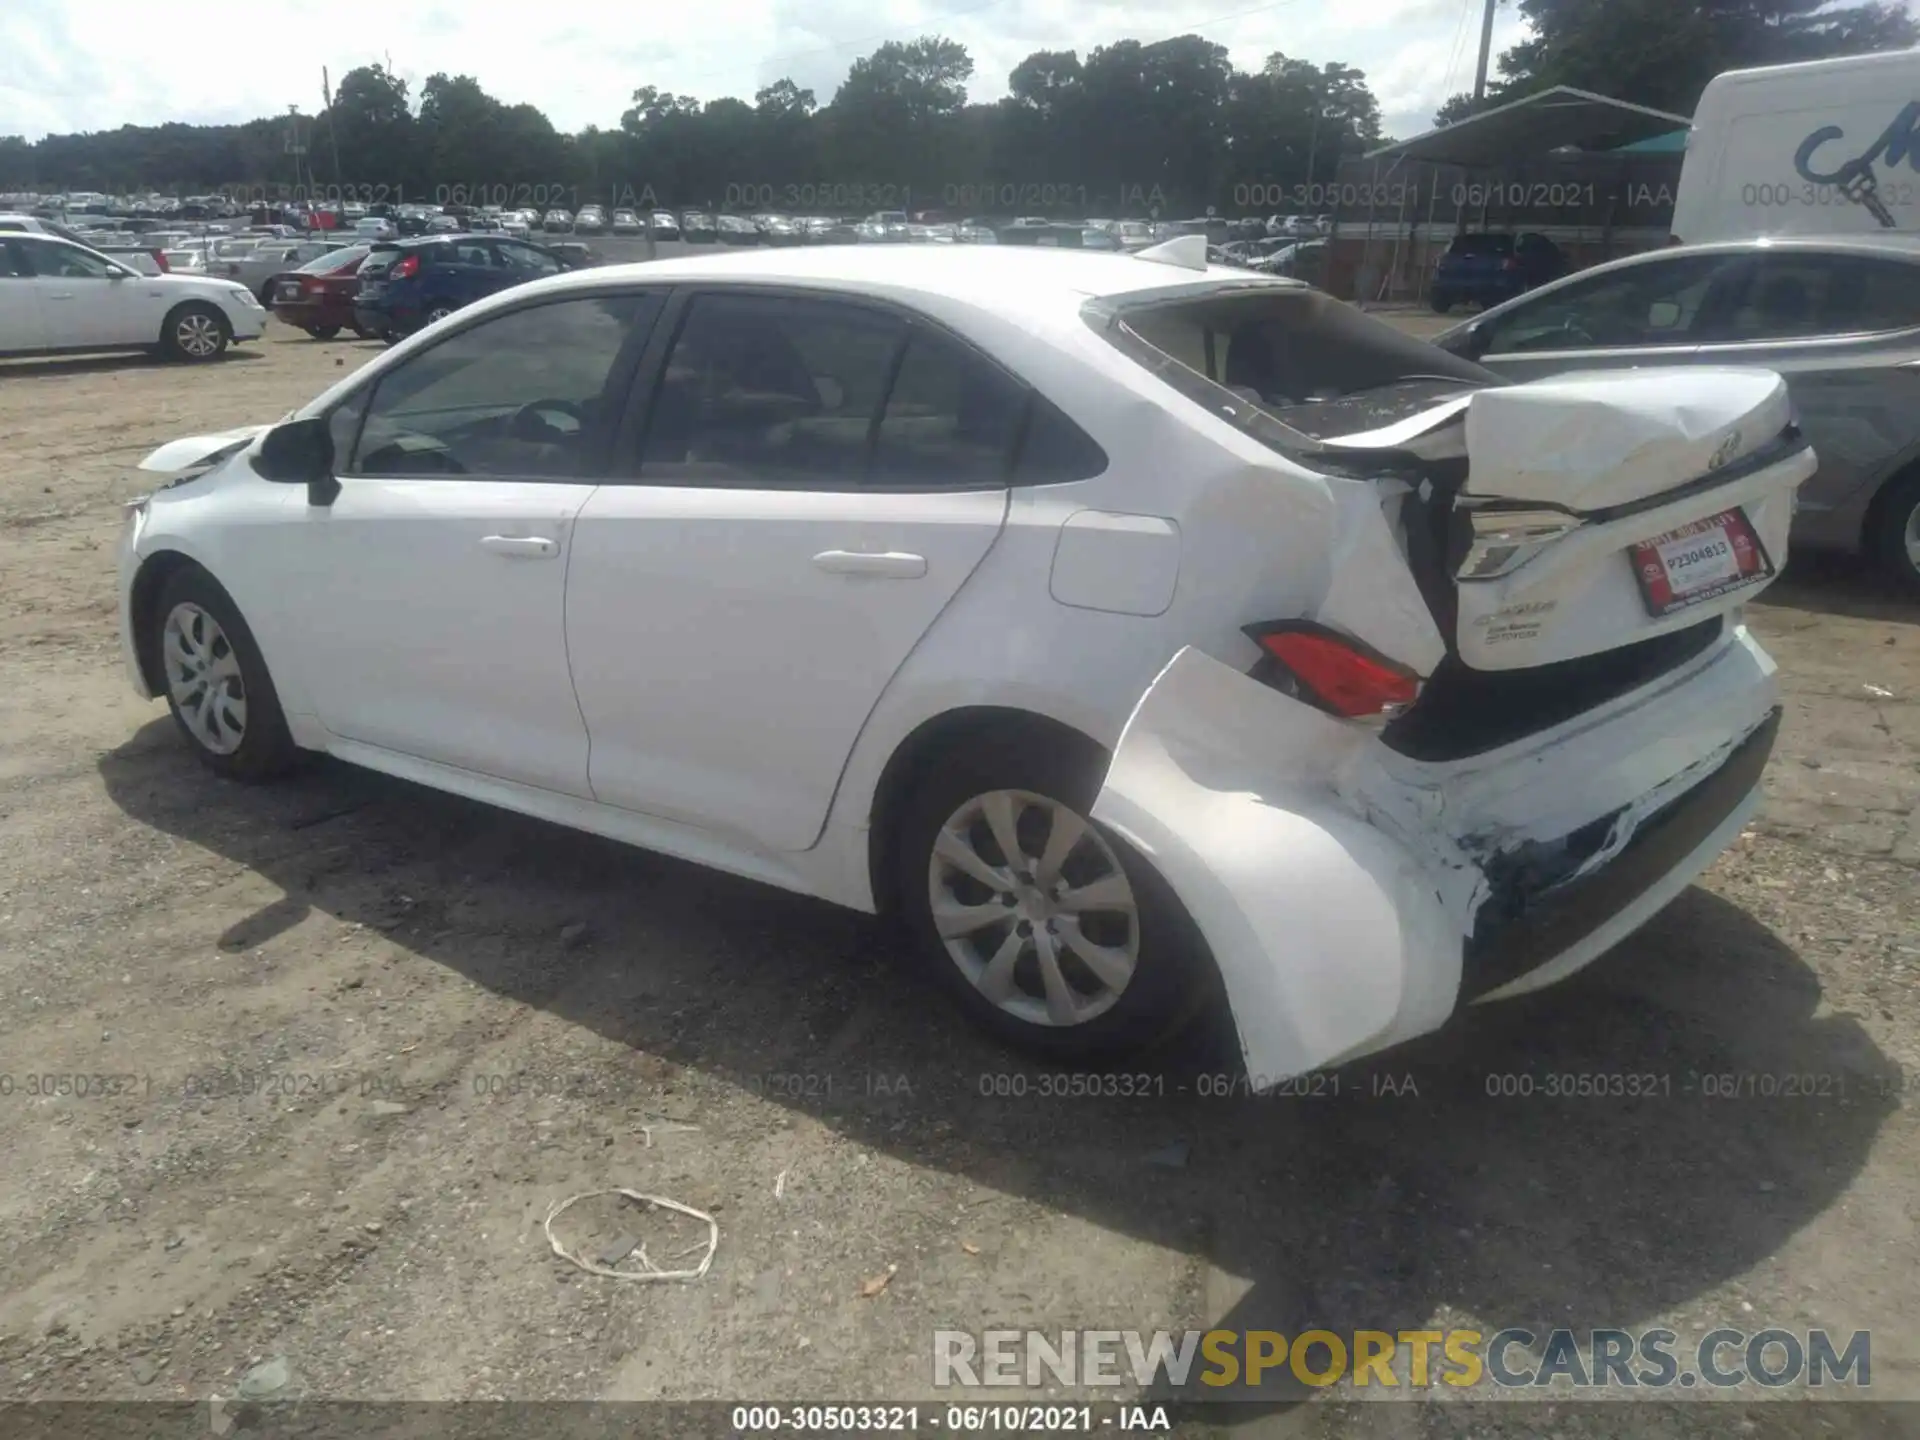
1365,86,1691,168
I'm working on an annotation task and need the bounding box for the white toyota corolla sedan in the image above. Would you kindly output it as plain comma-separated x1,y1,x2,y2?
118,239,1809,1083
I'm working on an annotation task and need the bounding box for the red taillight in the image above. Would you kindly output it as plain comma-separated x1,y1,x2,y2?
300,275,318,294
152,250,169,273
1501,257,1519,271
1246,624,1420,719
389,254,419,279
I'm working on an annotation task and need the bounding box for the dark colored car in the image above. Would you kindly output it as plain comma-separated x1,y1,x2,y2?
681,212,717,243
269,244,373,338
352,234,577,342
1430,231,1569,313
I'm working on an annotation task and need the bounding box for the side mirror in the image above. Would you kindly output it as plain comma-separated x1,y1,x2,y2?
1458,321,1492,360
252,416,340,506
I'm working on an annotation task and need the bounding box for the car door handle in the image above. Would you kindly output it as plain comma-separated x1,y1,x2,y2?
479,535,558,559
811,549,927,578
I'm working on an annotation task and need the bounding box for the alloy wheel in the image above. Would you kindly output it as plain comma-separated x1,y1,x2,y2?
927,789,1139,1027
1905,499,1920,574
162,602,247,755
175,312,222,358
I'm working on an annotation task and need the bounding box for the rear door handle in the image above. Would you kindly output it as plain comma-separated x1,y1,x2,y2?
811,549,927,579
480,535,558,559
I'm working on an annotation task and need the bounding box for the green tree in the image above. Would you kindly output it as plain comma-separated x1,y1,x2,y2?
1437,0,1919,123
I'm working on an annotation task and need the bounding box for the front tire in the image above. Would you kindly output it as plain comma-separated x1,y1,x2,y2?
161,303,230,362
153,567,298,782
304,324,341,340
1873,469,1920,597
895,735,1215,1063
1430,292,1454,314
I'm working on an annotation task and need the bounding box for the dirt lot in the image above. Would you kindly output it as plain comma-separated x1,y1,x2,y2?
0,323,1917,1438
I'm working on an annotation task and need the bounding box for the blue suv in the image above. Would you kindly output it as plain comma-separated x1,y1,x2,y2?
1430,231,1568,314
352,234,582,341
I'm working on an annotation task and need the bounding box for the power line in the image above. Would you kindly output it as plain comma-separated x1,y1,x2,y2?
1440,0,1475,100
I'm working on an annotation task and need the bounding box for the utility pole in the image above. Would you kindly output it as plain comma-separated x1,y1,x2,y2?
1473,0,1499,102
321,68,345,186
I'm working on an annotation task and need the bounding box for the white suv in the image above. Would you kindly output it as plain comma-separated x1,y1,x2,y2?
0,232,265,362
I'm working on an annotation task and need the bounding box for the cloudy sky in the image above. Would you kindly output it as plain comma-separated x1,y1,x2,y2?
8,0,1534,144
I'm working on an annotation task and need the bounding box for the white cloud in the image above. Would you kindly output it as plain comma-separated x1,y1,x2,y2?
3,0,1532,144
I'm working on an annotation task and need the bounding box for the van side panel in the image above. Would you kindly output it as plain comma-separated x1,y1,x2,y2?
1674,52,1920,244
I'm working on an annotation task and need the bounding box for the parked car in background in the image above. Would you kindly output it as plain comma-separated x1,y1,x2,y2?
610,209,642,236
354,216,397,242
754,214,802,246
716,214,762,246
1263,239,1328,286
0,232,264,360
161,248,208,274
805,216,861,244
1436,235,1920,592
860,211,911,242
542,209,573,233
574,205,607,235
649,211,682,240
500,212,532,239
954,219,998,245
350,234,577,341
268,244,372,339
680,212,717,243
122,244,1800,1083
1430,231,1569,313
221,239,347,304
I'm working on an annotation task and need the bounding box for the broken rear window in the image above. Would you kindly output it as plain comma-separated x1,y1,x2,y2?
1083,280,1498,465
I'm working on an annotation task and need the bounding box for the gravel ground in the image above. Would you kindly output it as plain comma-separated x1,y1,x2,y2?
0,322,1915,1439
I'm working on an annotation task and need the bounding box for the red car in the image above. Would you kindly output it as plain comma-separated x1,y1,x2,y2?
268,244,373,339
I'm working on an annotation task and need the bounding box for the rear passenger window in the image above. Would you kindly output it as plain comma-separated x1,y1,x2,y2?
641,294,905,487
871,331,1026,486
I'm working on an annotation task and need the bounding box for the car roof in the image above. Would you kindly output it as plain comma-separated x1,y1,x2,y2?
524,243,1276,307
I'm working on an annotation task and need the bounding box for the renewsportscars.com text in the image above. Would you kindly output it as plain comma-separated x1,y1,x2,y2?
933,1327,1870,1392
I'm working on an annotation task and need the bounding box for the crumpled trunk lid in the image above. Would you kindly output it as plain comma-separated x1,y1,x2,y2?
1326,367,1813,674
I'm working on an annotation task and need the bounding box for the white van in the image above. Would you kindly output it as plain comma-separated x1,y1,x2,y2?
1673,49,1920,244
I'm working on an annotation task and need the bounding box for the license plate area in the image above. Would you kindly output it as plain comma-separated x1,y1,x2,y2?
1629,507,1774,617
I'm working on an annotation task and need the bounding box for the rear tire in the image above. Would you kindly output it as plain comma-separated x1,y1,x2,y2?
152,566,298,782
1871,469,1920,598
161,303,230,362
1430,292,1454,314
894,732,1216,1064
304,325,341,340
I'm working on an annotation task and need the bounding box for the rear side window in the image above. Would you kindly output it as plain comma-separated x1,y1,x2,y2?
871,330,1027,487
1014,396,1108,483
641,293,906,488
1703,253,1920,340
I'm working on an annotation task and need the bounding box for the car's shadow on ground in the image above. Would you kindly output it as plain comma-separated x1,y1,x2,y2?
0,350,263,379
99,731,1902,1417
1755,549,1917,625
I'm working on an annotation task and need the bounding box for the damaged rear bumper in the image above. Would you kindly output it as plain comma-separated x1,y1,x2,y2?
1092,628,1779,1085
